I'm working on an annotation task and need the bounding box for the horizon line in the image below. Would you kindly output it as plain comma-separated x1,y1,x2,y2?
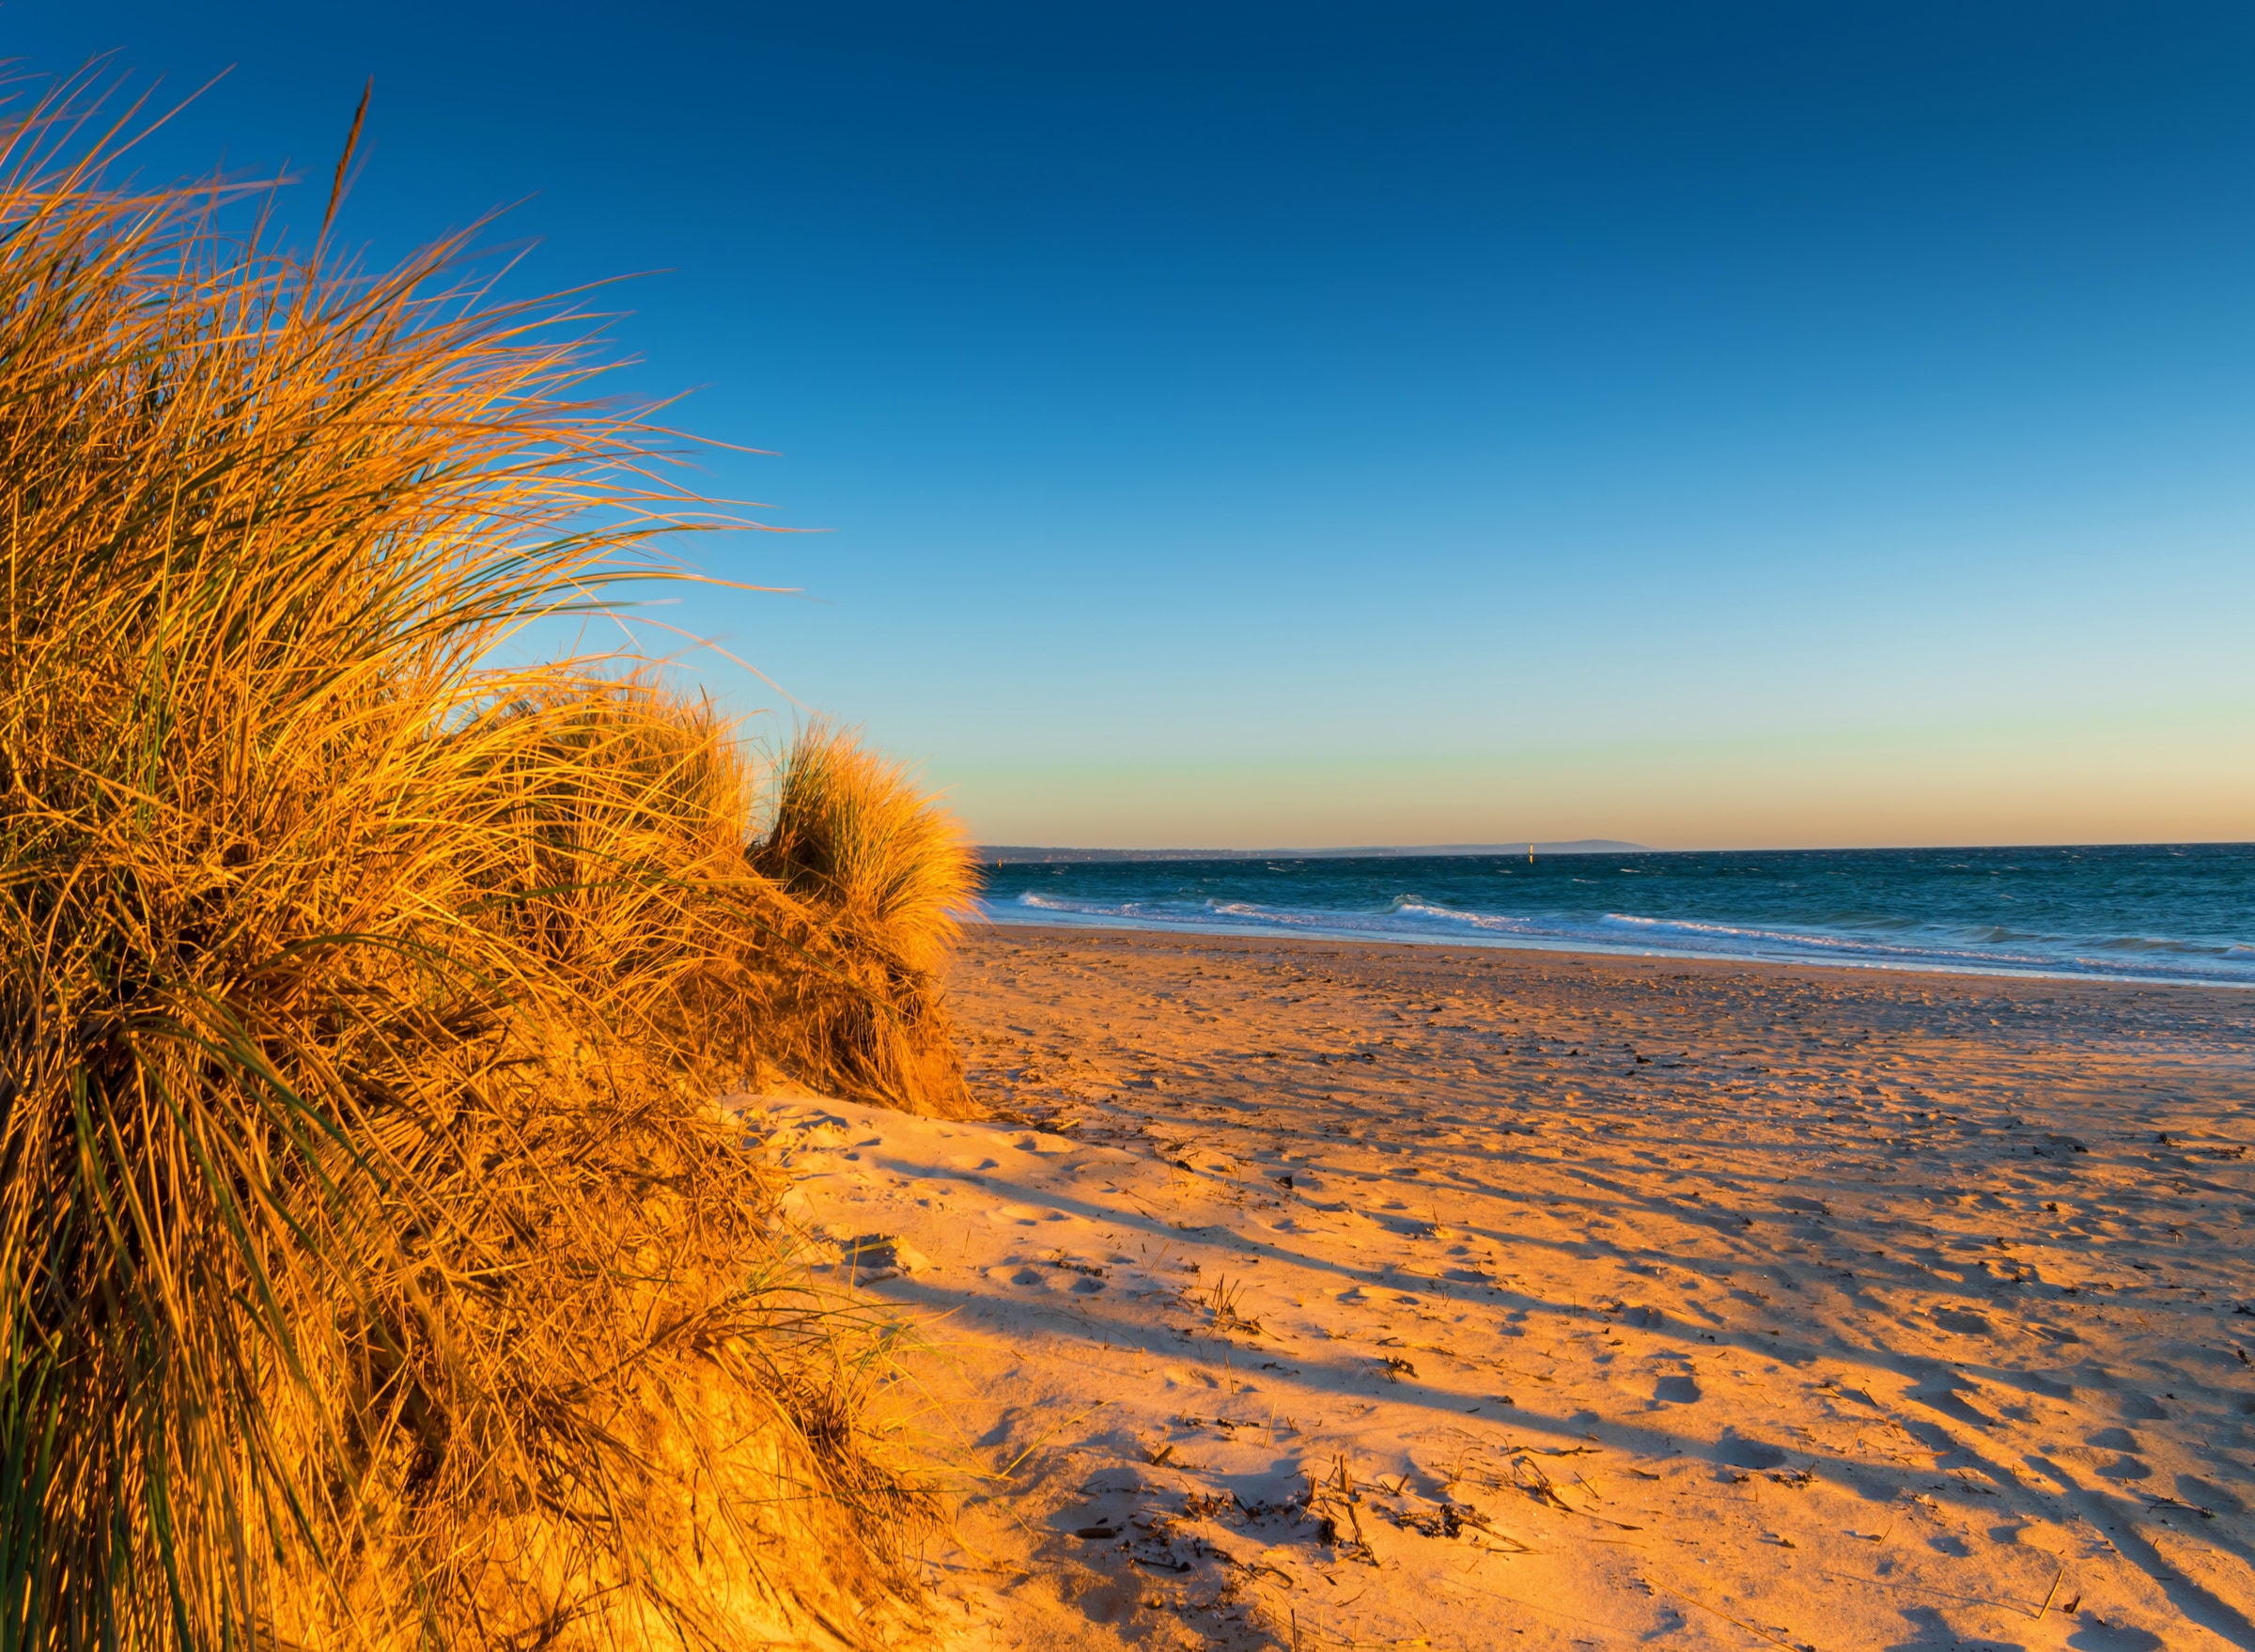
977,839,1641,863
975,836,2255,863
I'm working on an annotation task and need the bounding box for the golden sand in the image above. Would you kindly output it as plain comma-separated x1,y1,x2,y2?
756,924,2255,1650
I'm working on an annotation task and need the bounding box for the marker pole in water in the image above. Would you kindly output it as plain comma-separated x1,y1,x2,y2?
1529,842,1534,864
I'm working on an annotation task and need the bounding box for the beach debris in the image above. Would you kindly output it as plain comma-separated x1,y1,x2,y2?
1199,1272,1266,1336
2140,1491,2215,1519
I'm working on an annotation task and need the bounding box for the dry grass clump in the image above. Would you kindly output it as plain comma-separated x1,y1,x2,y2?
0,81,947,1652
753,721,980,1116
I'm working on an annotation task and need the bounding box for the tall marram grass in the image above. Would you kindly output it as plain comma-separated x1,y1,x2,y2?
0,79,964,1651
754,722,978,1117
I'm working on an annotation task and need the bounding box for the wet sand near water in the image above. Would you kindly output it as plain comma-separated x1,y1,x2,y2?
759,926,2255,1650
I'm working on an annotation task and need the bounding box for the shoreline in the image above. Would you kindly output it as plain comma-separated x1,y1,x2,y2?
975,902,2255,992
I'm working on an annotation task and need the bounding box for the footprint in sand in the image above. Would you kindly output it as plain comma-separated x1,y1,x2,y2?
2068,1624,2166,1651
1715,1433,1789,1470
837,1235,928,1284
1932,1307,1994,1335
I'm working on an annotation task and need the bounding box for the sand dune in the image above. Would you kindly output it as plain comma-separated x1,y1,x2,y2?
750,926,2255,1650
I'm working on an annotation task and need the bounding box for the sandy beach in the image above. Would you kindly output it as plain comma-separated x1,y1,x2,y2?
753,925,2255,1650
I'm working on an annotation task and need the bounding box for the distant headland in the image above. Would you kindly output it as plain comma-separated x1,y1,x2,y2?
977,840,1645,864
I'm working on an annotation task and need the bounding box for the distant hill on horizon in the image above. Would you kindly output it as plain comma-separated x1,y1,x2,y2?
977,839,1645,864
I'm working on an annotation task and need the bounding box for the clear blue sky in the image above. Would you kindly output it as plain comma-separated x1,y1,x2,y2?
14,3,2255,848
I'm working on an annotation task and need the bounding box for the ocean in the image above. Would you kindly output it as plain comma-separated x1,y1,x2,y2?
975,842,2255,988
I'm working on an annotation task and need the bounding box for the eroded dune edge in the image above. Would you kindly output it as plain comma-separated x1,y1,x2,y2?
760,925,2255,1652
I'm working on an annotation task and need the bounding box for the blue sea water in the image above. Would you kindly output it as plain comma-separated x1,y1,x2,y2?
976,843,2255,988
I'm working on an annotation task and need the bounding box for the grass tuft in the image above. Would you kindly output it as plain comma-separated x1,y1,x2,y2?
753,720,980,1116
0,74,948,1651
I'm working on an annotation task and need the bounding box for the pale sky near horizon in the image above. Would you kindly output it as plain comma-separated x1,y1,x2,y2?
12,3,2255,850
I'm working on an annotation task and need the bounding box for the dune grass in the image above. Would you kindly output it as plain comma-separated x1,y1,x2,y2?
754,721,979,1116
0,78,959,1650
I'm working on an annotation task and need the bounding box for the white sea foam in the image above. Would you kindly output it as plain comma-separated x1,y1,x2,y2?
987,888,2255,986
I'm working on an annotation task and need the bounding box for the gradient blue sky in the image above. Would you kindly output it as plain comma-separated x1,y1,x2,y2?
16,3,2255,849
